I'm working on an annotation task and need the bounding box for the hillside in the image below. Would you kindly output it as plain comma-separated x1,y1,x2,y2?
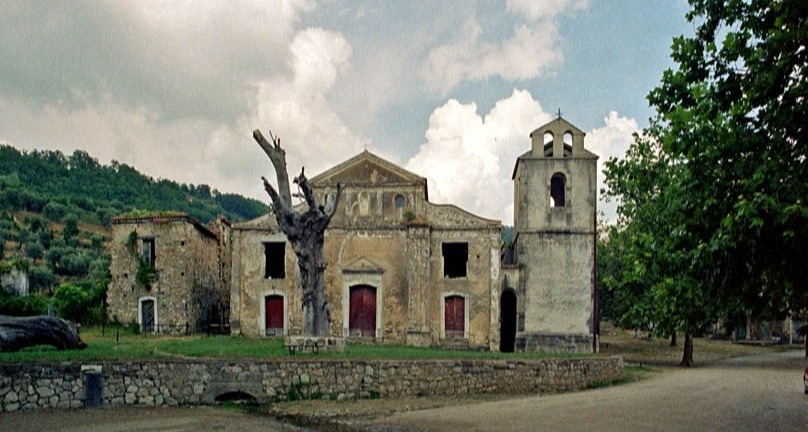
0,144,267,319
0,145,267,225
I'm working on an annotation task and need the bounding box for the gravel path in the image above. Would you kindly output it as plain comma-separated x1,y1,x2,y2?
364,350,808,432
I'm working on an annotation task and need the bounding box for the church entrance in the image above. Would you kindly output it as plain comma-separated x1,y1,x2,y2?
500,290,517,352
444,295,465,339
264,295,284,336
349,285,377,337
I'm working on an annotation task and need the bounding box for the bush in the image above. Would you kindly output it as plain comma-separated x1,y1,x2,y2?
0,291,48,316
52,281,106,324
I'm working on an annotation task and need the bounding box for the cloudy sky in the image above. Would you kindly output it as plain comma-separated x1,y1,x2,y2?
0,0,691,223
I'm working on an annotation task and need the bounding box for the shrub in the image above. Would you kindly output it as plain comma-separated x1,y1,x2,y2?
62,213,79,240
0,291,48,316
43,201,68,221
52,281,106,325
24,240,44,260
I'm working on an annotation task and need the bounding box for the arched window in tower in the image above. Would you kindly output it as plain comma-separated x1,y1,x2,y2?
543,132,554,157
550,173,566,207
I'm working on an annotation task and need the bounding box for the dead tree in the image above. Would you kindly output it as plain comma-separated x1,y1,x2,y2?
0,315,87,352
253,129,343,337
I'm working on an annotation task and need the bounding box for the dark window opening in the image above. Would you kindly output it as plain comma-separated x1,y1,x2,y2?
442,242,468,278
141,238,155,267
264,242,286,279
394,194,405,208
500,290,517,352
550,173,566,207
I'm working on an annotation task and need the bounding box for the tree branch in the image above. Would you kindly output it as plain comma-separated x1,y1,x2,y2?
294,167,319,211
253,129,292,206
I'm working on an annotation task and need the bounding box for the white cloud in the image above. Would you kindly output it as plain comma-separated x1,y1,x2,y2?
505,0,589,20
407,89,551,223
422,0,589,93
586,111,639,223
407,93,637,225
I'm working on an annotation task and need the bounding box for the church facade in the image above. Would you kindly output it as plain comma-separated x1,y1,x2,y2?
229,117,598,352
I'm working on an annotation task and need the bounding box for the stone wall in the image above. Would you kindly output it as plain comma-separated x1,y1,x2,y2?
0,356,623,412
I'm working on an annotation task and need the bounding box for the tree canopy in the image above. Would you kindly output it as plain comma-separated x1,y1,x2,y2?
602,0,807,366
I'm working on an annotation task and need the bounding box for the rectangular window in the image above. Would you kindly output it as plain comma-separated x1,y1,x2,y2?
264,242,286,279
141,238,155,267
442,242,468,278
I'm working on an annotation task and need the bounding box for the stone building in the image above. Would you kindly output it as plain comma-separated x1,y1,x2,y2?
107,214,230,334
505,117,599,352
106,117,598,351
230,150,502,349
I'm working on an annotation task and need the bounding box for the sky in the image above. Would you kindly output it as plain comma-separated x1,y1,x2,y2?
0,0,692,224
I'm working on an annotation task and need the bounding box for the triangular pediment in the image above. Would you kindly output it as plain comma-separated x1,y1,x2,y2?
310,150,425,187
341,256,385,274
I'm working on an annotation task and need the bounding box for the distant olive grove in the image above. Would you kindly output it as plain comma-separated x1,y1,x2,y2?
0,144,267,325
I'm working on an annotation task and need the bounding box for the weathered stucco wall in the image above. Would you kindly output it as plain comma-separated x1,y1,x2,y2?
107,216,224,334
230,151,502,350
0,356,623,412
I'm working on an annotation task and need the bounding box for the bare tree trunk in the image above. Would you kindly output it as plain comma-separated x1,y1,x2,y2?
680,331,694,367
253,129,342,337
0,315,86,352
670,330,677,347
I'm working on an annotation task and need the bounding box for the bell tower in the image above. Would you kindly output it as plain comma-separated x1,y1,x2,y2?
512,117,598,352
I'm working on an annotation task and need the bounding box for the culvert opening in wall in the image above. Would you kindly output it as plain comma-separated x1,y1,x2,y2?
214,391,258,405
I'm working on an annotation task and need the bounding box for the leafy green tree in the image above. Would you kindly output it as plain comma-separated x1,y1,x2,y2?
28,265,57,293
24,240,44,261
53,281,106,324
604,0,807,366
62,213,79,241
42,201,68,221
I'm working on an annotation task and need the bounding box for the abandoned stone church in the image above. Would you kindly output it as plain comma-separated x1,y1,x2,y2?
107,117,598,352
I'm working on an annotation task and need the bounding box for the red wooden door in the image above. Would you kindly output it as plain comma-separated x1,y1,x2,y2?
349,285,376,337
265,295,284,335
445,295,465,338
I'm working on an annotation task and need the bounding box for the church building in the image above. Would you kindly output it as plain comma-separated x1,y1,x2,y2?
228,116,598,352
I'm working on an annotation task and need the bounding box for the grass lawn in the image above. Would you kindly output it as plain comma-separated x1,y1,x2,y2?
0,325,590,363
2,325,795,365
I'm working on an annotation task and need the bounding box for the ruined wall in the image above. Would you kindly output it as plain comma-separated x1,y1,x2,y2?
107,217,222,334
0,357,624,412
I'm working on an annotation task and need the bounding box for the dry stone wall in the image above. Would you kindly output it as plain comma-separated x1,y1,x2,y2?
1,357,623,412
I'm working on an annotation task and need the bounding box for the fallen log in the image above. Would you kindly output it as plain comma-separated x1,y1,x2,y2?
0,315,87,352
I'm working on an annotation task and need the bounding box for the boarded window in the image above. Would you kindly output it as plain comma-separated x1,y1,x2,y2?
264,295,284,336
550,173,566,207
141,238,155,267
445,295,465,339
264,242,285,279
349,285,376,337
442,242,468,278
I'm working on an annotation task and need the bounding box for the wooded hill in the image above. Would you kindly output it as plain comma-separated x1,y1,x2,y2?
0,144,267,322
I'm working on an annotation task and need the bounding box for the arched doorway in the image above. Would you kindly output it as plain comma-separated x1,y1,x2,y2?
500,290,517,352
349,285,377,337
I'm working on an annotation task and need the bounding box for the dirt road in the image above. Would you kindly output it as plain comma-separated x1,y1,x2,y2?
0,405,312,432
365,350,808,432
2,351,805,432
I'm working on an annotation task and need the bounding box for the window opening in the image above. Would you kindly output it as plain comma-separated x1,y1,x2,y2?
550,173,566,207
442,242,468,278
394,194,405,208
141,238,155,267
264,242,286,279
